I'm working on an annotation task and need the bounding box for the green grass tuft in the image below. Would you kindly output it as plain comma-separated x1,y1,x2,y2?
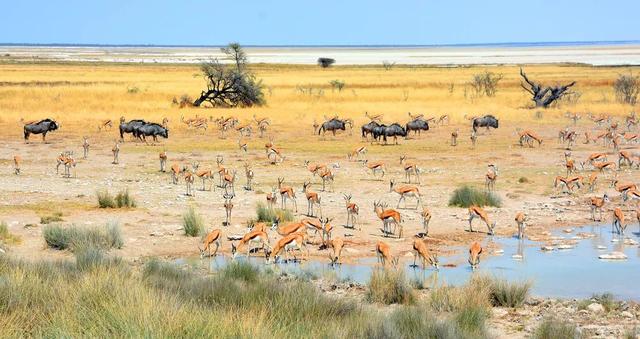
221,261,259,283
40,212,64,224
534,318,580,339
97,189,136,208
182,206,204,237
115,189,137,208
367,269,414,305
96,190,116,208
255,202,294,224
43,223,124,252
448,185,501,208
489,277,531,308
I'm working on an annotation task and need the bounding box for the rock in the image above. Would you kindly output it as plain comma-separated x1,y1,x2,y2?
587,303,605,313
557,244,574,250
494,249,504,255
621,311,635,319
492,308,508,318
541,246,555,251
596,245,607,250
512,254,523,260
563,228,574,233
598,252,627,260
623,238,638,245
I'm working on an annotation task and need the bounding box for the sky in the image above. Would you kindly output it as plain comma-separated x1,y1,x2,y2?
1,0,638,46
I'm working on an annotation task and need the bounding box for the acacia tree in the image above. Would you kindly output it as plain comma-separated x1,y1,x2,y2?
520,68,576,108
192,43,265,107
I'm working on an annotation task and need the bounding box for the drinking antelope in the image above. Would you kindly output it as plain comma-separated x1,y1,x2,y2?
267,232,308,263
518,130,543,147
618,150,633,168
198,229,221,258
594,161,615,174
184,171,195,196
468,242,482,270
82,136,89,159
318,168,334,192
485,164,498,191
363,160,386,179
451,129,459,146
347,146,367,161
373,201,402,238
399,155,420,183
589,194,609,221
327,237,344,266
468,205,496,235
420,206,431,237
343,194,359,229
223,193,234,226
13,155,21,175
376,241,398,267
611,178,637,201
98,119,112,131
612,207,626,235
300,217,332,244
302,181,322,217
112,141,120,164
389,179,421,209
277,177,297,212
231,230,270,259
159,151,167,172
243,162,254,191
411,238,438,270
515,212,526,239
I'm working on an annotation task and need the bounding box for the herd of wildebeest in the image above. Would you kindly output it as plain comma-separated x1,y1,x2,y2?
10,110,640,269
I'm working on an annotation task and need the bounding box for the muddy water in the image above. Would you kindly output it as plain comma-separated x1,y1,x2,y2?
177,225,640,300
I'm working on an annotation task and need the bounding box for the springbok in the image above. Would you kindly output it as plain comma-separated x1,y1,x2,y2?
223,193,234,226
112,141,120,164
612,207,626,235
564,152,575,176
215,156,227,188
62,156,76,178
184,171,195,196
389,179,421,209
399,155,420,183
267,232,308,263
420,205,431,237
327,237,344,266
302,181,322,217
222,170,237,195
243,162,254,191
587,173,598,192
343,194,359,229
277,177,297,212
518,130,543,147
198,229,221,258
318,168,334,192
374,201,402,238
451,129,459,146
411,238,438,270
159,151,167,172
170,163,186,185
589,194,609,221
611,178,637,201
376,241,398,267
238,138,248,153
470,130,477,147
196,168,214,191
300,217,332,244
618,150,633,168
594,161,616,174
13,155,21,175
267,146,284,164
82,137,89,159
469,242,483,270
56,152,72,174
485,164,498,191
363,160,386,179
231,230,270,259
554,176,579,194
272,219,307,237
266,187,277,210
304,160,327,176
515,212,527,239
347,146,367,161
468,205,496,235
98,119,113,131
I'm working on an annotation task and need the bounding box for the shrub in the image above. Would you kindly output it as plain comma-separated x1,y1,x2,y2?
221,261,259,283
448,185,501,208
468,71,503,97
367,269,414,305
429,275,492,313
182,206,204,237
43,223,124,251
329,79,345,92
317,57,335,68
534,318,580,339
518,177,529,183
489,278,531,308
40,212,63,224
455,306,488,337
382,60,396,70
97,190,116,208
255,203,293,224
614,71,639,105
98,189,136,208
115,189,136,208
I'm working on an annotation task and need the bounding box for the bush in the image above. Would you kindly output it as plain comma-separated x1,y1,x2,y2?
382,60,396,70
43,223,124,251
40,212,63,224
367,269,414,305
255,203,293,224
468,71,503,97
614,71,639,105
98,189,136,208
489,278,531,308
578,293,620,313
534,318,580,339
317,57,335,68
115,189,136,208
182,207,204,237
448,185,501,208
97,190,116,208
429,275,492,313
329,79,345,92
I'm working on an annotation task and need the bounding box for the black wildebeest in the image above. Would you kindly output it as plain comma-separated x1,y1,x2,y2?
361,120,381,139
24,119,59,142
318,118,346,136
406,119,430,136
136,123,169,142
373,123,407,145
119,119,147,141
472,115,499,132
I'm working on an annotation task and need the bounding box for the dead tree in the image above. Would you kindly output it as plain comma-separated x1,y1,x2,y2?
520,69,576,108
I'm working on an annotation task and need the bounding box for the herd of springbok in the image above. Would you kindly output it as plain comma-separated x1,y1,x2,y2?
10,110,640,271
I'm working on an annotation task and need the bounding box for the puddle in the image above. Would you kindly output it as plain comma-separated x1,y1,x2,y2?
177,225,640,300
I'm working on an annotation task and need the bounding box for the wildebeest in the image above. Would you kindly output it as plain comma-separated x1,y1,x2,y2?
135,123,169,142
361,120,381,139
373,123,407,145
406,118,430,136
472,115,499,132
318,118,346,136
119,119,146,140
24,119,59,142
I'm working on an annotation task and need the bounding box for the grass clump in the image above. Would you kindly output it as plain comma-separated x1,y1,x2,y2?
115,189,137,208
488,277,531,308
578,292,620,312
43,223,123,251
221,261,259,283
40,212,63,224
367,269,414,305
0,221,21,245
255,202,294,224
97,189,136,208
182,206,204,237
534,318,580,339
448,185,501,208
97,190,116,208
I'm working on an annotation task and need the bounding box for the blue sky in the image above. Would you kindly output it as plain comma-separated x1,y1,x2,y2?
1,1,638,45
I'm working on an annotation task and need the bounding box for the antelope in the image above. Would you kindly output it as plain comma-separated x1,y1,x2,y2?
628,189,640,202
215,155,227,188
98,119,112,131
162,117,169,129
623,132,638,143
587,173,598,192
363,159,386,179
267,232,308,263
618,150,634,168
554,176,579,193
302,181,322,217
589,194,609,221
564,152,575,176
347,146,367,161
318,168,334,192
343,194,359,229
235,123,252,137
521,130,543,147
184,171,195,196
612,207,626,235
303,160,327,176
112,141,120,164
485,164,498,191
264,137,274,154
468,242,483,270
267,146,284,164
515,212,527,239
159,151,167,172
82,136,89,159
198,229,221,258
611,178,637,201
13,155,21,175
243,162,254,191
223,193,234,226
196,168,214,191
301,217,332,244
375,241,398,267
451,129,459,146
584,131,598,144
437,114,450,126
593,161,615,174
586,152,608,166
373,201,402,238
277,177,297,212
420,205,431,237
231,230,270,259
170,163,186,185
272,219,307,237
62,156,76,178
366,112,383,122
411,238,438,270
468,205,496,235
389,179,421,209
222,170,237,195
266,186,277,210
238,138,248,153
399,155,420,183
327,237,344,266
56,152,72,174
